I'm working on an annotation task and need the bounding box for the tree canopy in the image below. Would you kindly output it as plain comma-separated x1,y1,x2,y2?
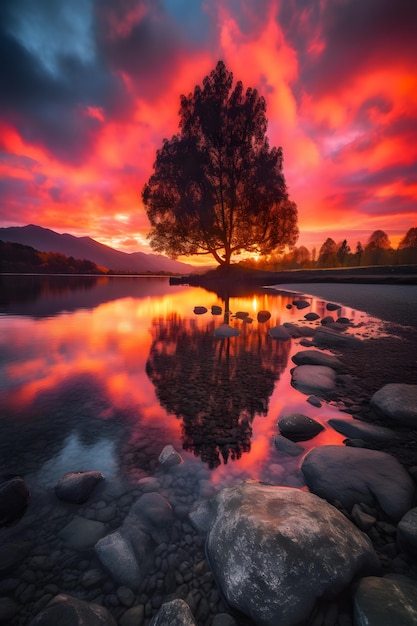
143,61,298,266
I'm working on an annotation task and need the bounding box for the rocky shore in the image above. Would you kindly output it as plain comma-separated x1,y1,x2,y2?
1,286,417,625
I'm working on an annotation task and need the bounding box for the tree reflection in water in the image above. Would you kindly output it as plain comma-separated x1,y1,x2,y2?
146,312,290,468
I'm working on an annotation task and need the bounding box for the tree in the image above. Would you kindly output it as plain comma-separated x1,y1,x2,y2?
363,230,393,265
355,241,363,266
143,61,298,266
317,238,338,268
337,239,351,266
398,227,417,264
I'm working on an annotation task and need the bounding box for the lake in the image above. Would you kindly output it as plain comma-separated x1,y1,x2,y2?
0,274,396,623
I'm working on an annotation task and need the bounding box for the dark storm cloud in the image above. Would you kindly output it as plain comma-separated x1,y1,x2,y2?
0,0,130,163
280,0,417,97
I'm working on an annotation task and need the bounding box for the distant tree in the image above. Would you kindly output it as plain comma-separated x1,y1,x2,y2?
398,227,417,264
363,230,393,265
336,239,351,266
317,238,338,268
143,61,299,266
354,241,363,266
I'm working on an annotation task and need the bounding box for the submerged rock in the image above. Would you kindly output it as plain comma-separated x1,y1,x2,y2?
190,482,379,626
370,383,417,427
304,312,320,321
149,599,197,626
292,349,343,371
194,306,207,315
214,324,241,338
313,326,362,347
328,418,395,443
301,445,416,521
292,299,310,309
273,434,304,456
268,325,291,340
257,310,271,323
54,471,104,504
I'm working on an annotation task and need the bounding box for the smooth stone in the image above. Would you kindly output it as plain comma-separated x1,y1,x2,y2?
370,384,417,427
283,323,315,337
353,576,417,626
149,598,197,625
307,395,322,407
0,542,32,572
190,482,379,626
211,306,222,315
304,312,320,321
313,327,362,347
326,303,341,311
28,593,117,625
292,299,310,309
0,477,30,526
54,471,104,504
257,310,271,323
0,597,18,622
95,530,144,590
273,434,304,456
119,605,145,626
268,325,291,340
158,445,183,468
235,311,249,319
337,317,350,324
321,316,335,325
301,445,416,521
292,349,343,371
291,365,336,395
59,517,106,550
214,324,240,337
212,614,237,626
328,418,395,443
193,307,207,315
397,507,417,555
278,413,324,442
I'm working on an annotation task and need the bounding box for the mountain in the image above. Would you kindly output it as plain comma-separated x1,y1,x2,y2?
0,224,197,273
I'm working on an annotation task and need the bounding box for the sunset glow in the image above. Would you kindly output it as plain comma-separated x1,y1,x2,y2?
1,0,416,258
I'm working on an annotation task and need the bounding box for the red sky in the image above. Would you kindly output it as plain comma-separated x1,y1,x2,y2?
1,0,416,263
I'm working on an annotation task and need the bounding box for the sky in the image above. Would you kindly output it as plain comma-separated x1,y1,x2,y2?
0,0,416,263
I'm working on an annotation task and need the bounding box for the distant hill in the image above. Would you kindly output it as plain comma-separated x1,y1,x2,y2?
0,224,198,273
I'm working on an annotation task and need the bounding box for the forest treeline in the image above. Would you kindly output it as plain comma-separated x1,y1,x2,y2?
241,227,417,271
0,240,108,274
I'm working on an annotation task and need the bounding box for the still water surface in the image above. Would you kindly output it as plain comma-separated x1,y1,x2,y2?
0,274,387,495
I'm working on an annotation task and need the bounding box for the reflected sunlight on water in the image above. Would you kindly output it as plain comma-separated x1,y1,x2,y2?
0,275,389,496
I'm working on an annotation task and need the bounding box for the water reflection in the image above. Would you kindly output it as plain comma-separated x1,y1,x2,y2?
146,313,290,468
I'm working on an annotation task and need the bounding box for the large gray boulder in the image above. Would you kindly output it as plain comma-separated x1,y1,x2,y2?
353,576,417,626
29,593,117,625
370,384,417,427
301,445,416,521
95,492,174,589
149,599,197,626
292,349,343,371
291,364,336,395
54,471,104,504
190,482,379,626
328,418,395,443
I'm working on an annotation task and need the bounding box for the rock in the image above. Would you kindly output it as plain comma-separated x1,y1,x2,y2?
119,605,145,626
211,306,222,315
190,482,379,626
0,597,18,622
397,507,417,556
353,576,417,626
307,395,322,407
59,517,106,550
0,477,30,526
273,434,304,456
193,307,207,315
292,299,310,309
313,326,362,347
158,445,183,468
326,303,341,311
351,504,376,531
291,365,336,395
257,310,271,323
235,311,249,319
96,492,174,589
283,323,315,337
337,317,350,324
54,471,104,504
301,445,416,521
292,349,343,371
328,418,395,443
149,598,197,625
29,593,117,625
268,325,291,340
212,614,237,626
214,324,240,337
278,413,324,441
370,384,417,427
304,312,320,321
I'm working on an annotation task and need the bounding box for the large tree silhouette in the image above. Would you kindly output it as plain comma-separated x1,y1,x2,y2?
143,61,298,266
146,313,290,468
